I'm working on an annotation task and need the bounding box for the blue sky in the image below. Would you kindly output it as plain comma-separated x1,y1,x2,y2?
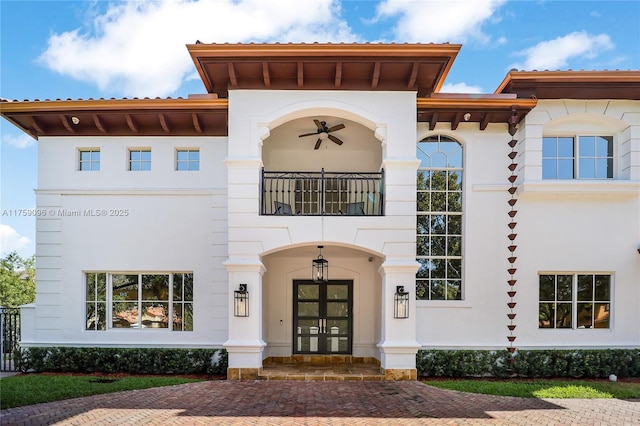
1,0,639,257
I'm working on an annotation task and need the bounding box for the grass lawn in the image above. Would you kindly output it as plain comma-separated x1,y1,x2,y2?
423,379,640,399
0,374,206,409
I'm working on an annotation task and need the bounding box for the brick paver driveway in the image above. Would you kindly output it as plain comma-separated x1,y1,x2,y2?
2,380,639,425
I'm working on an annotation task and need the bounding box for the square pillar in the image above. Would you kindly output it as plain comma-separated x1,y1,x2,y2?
377,260,420,380
223,259,266,380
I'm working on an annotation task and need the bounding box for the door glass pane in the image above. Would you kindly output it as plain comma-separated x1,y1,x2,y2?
298,285,319,300
327,319,348,334
297,302,319,317
326,285,348,300
326,302,348,317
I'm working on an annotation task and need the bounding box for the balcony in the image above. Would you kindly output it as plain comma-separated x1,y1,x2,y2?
261,169,384,216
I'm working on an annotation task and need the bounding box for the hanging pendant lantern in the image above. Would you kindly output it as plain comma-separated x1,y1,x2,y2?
312,245,328,283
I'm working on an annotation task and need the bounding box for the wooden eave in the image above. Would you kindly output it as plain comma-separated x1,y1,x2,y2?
0,96,229,139
417,94,538,130
188,42,461,98
496,70,640,100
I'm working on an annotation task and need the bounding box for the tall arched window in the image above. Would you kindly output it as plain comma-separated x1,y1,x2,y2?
416,135,463,300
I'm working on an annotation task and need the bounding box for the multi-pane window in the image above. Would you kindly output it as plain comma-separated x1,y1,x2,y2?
176,149,200,171
129,149,151,171
86,272,193,331
539,273,611,329
79,149,100,171
542,136,613,179
416,135,463,300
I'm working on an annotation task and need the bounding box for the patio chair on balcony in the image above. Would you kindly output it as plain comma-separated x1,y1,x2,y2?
274,201,293,215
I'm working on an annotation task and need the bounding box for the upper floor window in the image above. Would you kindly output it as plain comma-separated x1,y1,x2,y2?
416,135,463,301
79,149,100,171
129,149,151,171
176,149,200,171
539,273,611,329
543,136,613,179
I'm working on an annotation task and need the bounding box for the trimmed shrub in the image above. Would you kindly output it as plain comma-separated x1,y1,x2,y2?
16,347,227,376
417,349,640,379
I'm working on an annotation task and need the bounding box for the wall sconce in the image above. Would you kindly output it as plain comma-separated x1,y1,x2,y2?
234,284,249,317
394,286,409,319
312,245,328,283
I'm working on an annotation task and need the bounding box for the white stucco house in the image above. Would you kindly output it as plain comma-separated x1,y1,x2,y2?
1,43,639,380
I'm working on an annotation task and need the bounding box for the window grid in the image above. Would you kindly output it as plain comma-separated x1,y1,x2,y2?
79,149,100,171
539,273,611,329
85,272,193,331
416,135,463,301
176,149,200,171
129,149,151,171
542,136,613,180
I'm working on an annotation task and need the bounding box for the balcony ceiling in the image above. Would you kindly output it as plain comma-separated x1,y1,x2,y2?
187,43,461,98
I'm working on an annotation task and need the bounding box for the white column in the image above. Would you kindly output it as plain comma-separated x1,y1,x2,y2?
223,259,266,370
377,260,420,371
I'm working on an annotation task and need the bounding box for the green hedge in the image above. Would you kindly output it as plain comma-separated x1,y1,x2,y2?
16,347,227,375
417,349,640,379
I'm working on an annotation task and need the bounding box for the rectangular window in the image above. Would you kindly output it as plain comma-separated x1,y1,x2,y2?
86,272,193,331
129,149,151,171
539,273,611,329
176,149,199,171
79,149,100,171
542,136,613,179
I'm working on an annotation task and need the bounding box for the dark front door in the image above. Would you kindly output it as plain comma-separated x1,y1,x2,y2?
293,280,353,354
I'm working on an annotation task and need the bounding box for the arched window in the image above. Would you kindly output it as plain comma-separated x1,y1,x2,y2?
416,135,463,300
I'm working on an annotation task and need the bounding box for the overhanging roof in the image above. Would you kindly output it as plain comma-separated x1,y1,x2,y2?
0,95,228,140
188,42,461,98
496,70,640,100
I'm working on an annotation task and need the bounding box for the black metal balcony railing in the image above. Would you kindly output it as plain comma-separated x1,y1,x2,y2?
261,168,384,216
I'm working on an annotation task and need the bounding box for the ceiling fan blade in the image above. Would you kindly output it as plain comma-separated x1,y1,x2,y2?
314,139,322,150
314,119,323,130
328,135,344,145
298,132,318,138
327,123,345,132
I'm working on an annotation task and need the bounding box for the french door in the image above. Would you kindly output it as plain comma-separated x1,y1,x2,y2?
293,280,353,354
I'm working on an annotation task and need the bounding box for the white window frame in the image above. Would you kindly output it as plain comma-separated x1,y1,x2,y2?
79,148,100,171
128,148,151,171
176,148,200,171
538,272,612,330
542,135,614,180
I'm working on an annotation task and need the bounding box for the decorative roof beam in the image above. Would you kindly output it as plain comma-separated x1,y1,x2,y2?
125,114,138,133
61,115,75,133
262,62,271,87
228,63,238,87
159,113,170,134
372,61,381,89
297,62,304,88
334,62,342,88
480,113,490,130
92,114,107,133
407,62,419,89
31,117,44,134
451,112,462,130
429,112,438,131
192,113,203,133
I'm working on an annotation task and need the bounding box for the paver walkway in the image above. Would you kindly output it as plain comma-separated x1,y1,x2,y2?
1,380,639,425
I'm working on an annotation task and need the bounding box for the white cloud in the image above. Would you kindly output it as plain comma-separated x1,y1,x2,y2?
440,82,483,94
2,133,35,149
374,0,507,43
0,224,31,255
510,31,614,71
38,0,356,97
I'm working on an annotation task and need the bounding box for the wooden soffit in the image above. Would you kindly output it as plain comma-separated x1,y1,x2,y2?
417,94,538,131
188,42,461,98
496,70,640,100
0,95,228,140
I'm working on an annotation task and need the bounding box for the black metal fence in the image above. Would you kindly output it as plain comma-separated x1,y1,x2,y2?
261,169,384,216
1,307,20,372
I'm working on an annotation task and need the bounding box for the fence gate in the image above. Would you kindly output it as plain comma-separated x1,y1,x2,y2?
0,307,20,372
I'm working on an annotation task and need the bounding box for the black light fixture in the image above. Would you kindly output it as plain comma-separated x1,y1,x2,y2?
234,284,249,317
312,245,328,283
394,286,409,319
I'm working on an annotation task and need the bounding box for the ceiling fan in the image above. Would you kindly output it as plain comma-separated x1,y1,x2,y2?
298,119,346,150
